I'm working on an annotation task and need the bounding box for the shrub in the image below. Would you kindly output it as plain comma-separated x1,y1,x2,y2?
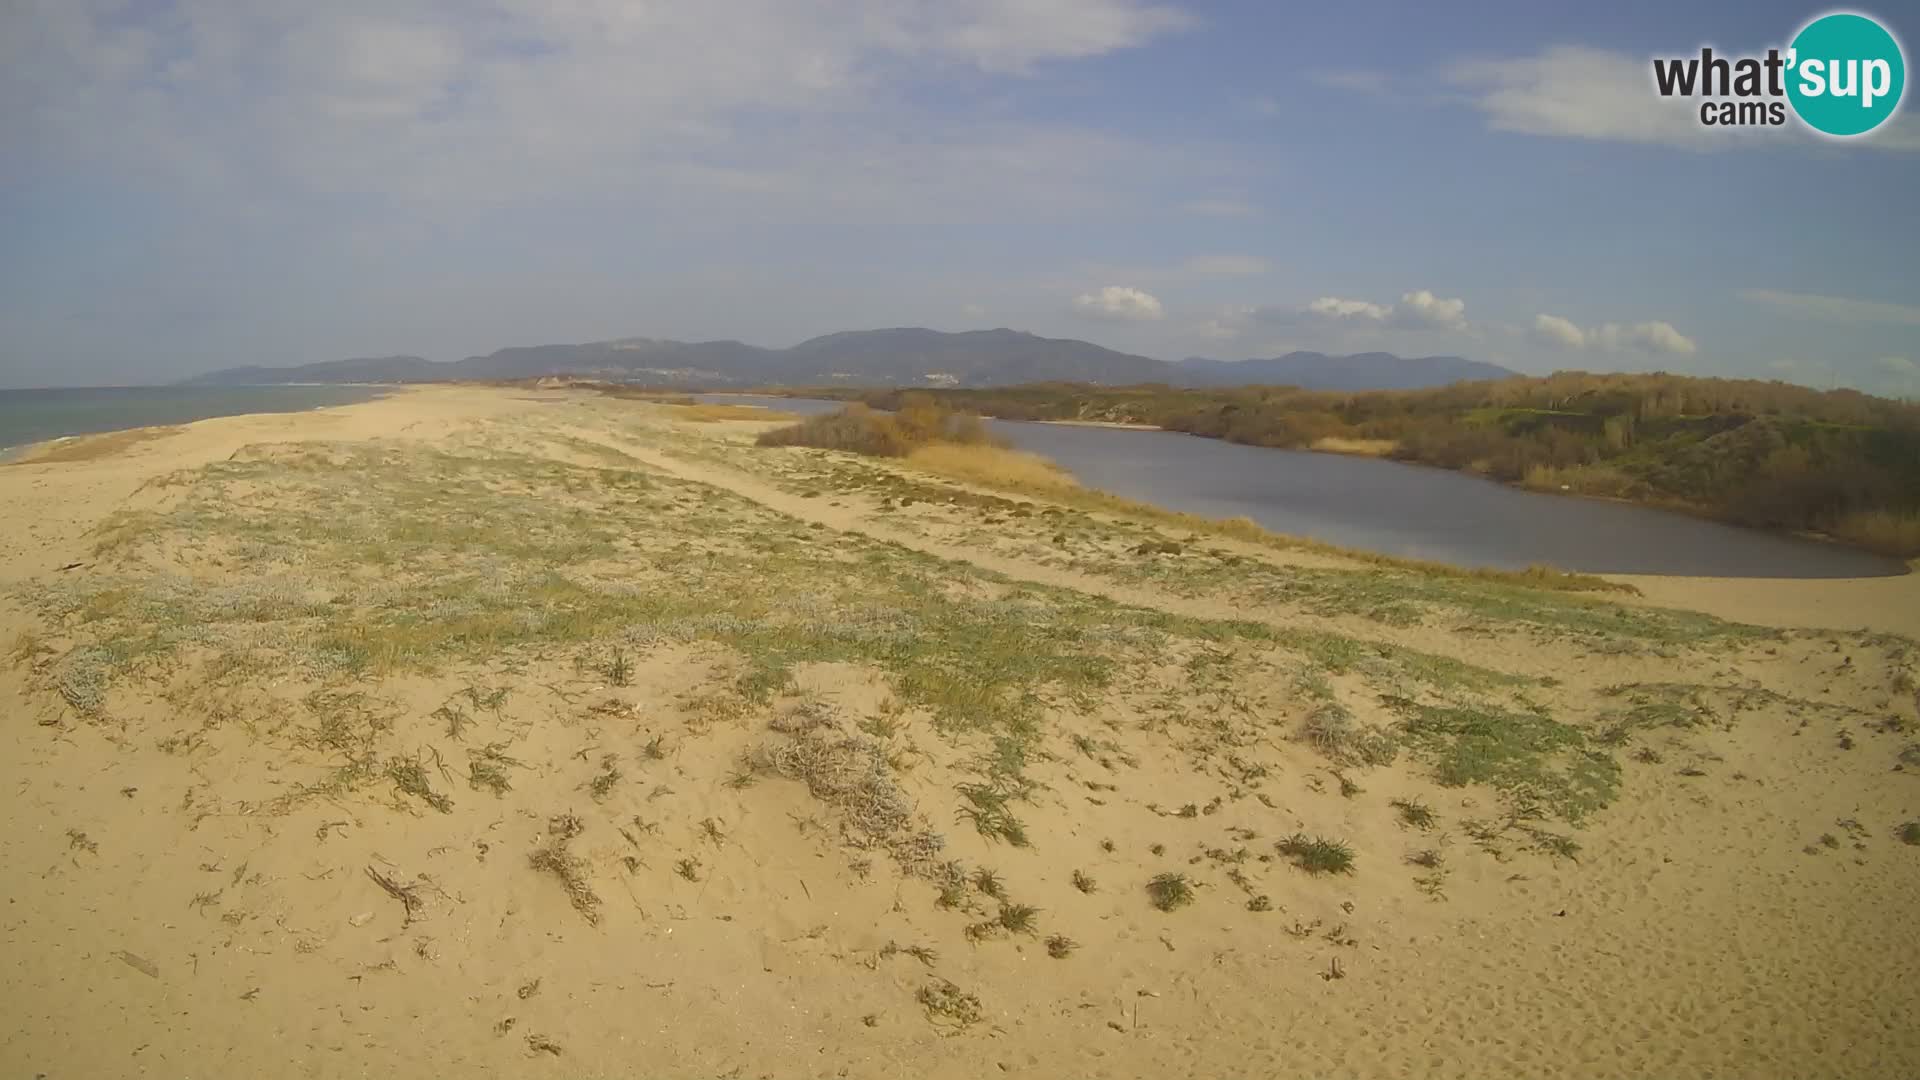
757,401,1002,459
757,404,912,457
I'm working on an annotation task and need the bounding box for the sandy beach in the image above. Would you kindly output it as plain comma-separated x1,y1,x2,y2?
3,385,1916,1079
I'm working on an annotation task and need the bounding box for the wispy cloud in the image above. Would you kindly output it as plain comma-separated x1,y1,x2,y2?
0,0,1199,215
1447,46,1711,149
1739,289,1920,325
1446,45,1917,153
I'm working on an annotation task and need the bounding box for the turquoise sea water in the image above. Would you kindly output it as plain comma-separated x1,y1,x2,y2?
0,385,388,455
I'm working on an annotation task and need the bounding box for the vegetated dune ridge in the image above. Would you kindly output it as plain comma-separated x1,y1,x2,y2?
1,386,1916,1080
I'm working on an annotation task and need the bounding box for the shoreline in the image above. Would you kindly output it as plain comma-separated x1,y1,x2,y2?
743,390,1913,566
0,385,406,466
988,413,1914,570
0,383,398,464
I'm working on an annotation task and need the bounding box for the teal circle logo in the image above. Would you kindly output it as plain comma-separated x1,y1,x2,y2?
1787,12,1905,136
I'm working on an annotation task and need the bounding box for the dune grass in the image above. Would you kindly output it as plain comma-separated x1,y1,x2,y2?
1276,834,1356,875
1831,509,1920,558
1310,436,1397,457
905,442,1078,492
1384,696,1620,823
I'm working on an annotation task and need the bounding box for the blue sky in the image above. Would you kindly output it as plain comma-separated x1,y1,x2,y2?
1,0,1916,392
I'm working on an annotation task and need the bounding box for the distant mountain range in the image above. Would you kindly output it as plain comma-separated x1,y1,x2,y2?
182,328,1518,391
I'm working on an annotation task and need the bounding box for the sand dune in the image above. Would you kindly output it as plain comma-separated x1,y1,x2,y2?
2,386,1916,1079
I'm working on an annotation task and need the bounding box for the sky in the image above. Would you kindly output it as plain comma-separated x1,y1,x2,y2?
1,1,1916,393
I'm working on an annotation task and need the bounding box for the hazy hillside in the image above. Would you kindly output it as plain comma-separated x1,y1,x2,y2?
184,331,1513,390
181,355,445,385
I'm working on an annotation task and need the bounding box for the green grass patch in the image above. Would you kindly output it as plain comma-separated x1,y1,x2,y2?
1384,696,1620,823
1276,833,1356,875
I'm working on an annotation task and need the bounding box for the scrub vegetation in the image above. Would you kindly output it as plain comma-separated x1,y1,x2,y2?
791,374,1920,556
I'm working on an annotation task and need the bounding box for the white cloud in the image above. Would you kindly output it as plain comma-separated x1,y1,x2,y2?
1179,254,1269,276
931,1,1194,72
1308,296,1392,321
0,1,1197,209
1598,321,1696,355
1533,313,1697,355
1446,45,1918,153
962,302,987,319
1878,356,1917,375
1531,313,1587,348
1395,289,1467,330
1448,46,1730,149
1739,289,1920,325
1073,285,1165,321
1304,289,1467,330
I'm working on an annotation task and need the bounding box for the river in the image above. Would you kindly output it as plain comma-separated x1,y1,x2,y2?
702,395,1906,578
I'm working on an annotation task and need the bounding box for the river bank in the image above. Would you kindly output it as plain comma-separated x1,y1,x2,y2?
709,394,1907,579
767,382,1920,562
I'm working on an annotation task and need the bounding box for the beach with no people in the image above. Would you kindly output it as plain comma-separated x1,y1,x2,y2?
1,385,1916,1078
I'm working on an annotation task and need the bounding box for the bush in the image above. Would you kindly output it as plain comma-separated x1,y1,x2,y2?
757,401,1001,459
757,404,913,457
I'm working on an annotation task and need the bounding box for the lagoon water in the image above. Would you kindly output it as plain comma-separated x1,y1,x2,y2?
708,395,1906,579
0,385,388,456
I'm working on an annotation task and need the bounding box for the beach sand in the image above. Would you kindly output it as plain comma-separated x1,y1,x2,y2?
2,385,1915,1079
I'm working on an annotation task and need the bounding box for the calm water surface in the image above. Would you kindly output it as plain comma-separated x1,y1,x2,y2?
0,385,388,454
707,395,1905,579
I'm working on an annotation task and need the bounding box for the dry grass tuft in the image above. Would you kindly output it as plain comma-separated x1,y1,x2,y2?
529,819,599,924
1298,704,1398,768
1146,872,1195,911
916,980,984,1028
1310,436,1397,457
755,723,945,874
673,403,802,423
905,443,1078,492
1831,509,1920,557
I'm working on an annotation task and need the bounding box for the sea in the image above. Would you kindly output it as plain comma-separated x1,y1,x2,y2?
0,385,390,457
